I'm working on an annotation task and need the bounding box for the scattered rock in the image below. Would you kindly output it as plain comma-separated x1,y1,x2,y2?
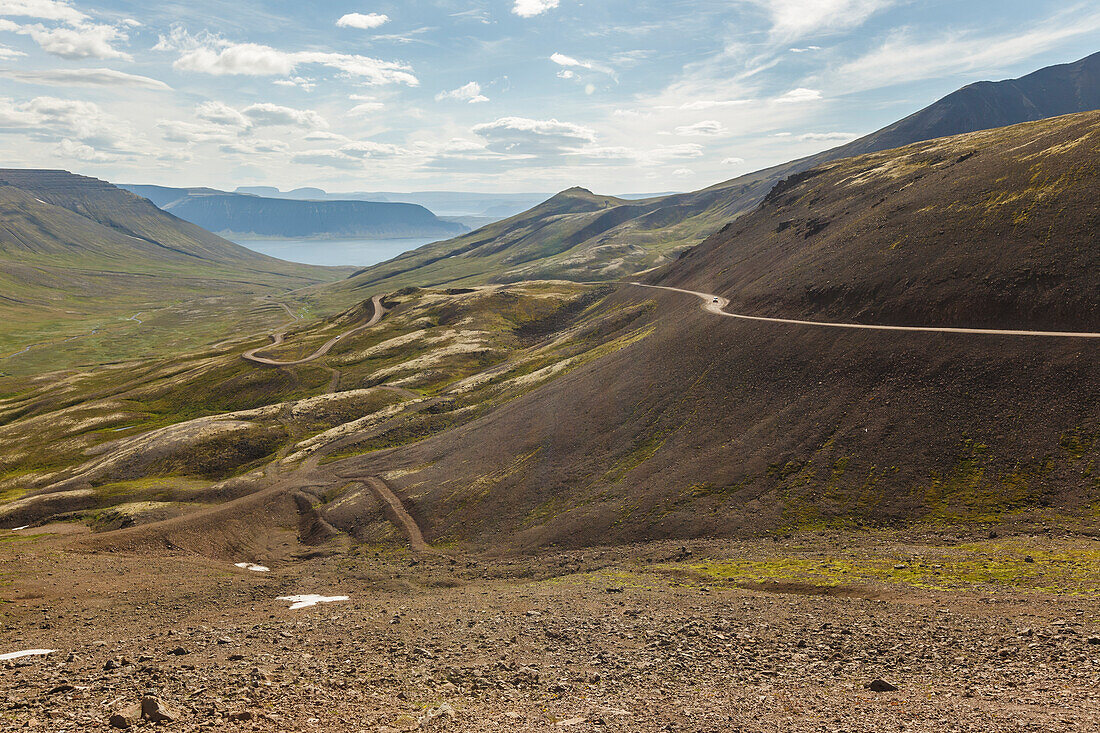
419,702,455,730
109,703,142,729
140,696,180,723
866,679,898,692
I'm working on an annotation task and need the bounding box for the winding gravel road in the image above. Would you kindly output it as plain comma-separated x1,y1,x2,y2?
243,295,387,366
628,283,1100,339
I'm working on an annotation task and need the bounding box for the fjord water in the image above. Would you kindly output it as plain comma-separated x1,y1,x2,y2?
233,236,442,267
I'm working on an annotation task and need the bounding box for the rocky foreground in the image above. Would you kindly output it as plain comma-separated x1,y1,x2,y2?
3,531,1100,731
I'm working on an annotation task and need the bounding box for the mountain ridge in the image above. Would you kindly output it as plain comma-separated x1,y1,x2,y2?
331,51,1100,294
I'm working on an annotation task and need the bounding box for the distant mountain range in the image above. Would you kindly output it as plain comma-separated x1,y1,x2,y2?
233,187,563,221
335,51,1100,292
232,187,675,224
121,185,469,241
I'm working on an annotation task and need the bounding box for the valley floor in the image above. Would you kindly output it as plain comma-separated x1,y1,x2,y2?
3,529,1100,732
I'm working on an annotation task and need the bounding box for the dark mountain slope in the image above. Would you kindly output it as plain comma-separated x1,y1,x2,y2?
122,184,467,240
335,52,1100,292
659,111,1100,331
317,111,1100,549
842,51,1100,157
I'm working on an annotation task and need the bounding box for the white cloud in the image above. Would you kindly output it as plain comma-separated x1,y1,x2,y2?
472,116,596,157
551,51,615,78
293,140,405,168
678,99,750,110
195,100,250,128
219,138,290,155
0,43,21,58
0,0,87,25
744,0,895,43
11,22,131,60
775,87,822,103
158,119,233,144
0,95,141,158
798,131,857,141
349,101,384,115
673,120,726,137
647,144,704,161
156,28,418,86
242,102,327,129
56,137,113,161
672,168,694,177
340,140,403,158
722,157,745,165
790,45,822,53
513,0,559,18
835,10,1100,91
435,81,489,104
550,52,591,69
272,76,315,91
1,67,168,89
336,12,389,30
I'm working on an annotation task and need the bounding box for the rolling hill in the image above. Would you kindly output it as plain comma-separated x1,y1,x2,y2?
335,51,1100,293
121,185,468,240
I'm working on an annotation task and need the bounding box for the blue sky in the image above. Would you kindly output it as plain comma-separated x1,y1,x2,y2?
0,0,1096,193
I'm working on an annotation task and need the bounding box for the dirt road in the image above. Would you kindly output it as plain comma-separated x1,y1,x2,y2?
243,295,387,366
364,476,434,552
629,283,1100,338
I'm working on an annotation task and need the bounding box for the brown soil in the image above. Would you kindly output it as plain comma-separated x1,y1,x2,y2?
3,531,1100,732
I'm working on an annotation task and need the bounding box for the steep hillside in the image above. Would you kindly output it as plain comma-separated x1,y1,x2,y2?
336,51,1100,292
0,170,348,366
659,112,1100,331
122,185,467,240
304,111,1100,548
5,112,1096,552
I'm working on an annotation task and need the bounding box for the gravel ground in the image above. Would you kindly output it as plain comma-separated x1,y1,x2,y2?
3,533,1100,731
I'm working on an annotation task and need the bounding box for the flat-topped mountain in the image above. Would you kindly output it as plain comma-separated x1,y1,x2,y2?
122,184,468,240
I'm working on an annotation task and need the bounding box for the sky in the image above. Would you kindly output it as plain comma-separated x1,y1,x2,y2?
0,0,1096,194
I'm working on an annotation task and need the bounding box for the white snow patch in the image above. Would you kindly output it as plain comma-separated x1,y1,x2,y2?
234,562,270,572
0,649,55,661
10,526,29,531
277,594,349,610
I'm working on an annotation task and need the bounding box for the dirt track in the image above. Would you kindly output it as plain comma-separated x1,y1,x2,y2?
365,476,435,553
631,282,1100,338
242,294,387,366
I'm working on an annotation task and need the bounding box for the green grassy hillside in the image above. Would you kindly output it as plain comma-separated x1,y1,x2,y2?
0,169,351,373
